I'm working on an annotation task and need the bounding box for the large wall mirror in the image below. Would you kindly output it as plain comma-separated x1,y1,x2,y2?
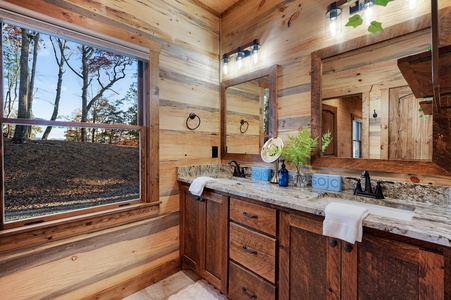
311,11,451,177
221,65,278,161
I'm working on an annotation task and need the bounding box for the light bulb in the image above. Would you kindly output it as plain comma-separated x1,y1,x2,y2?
223,62,228,74
237,58,243,69
409,0,416,9
329,18,338,36
365,1,374,26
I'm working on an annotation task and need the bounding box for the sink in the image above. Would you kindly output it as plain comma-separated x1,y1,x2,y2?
313,197,415,221
214,178,242,185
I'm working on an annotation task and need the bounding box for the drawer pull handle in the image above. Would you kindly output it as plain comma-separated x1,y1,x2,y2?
242,287,257,299
242,245,257,255
243,211,258,219
344,243,353,253
195,197,205,202
328,239,338,248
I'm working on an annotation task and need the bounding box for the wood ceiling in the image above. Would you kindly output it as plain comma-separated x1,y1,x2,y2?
193,0,247,16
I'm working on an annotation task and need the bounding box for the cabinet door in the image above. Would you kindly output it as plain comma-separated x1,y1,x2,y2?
279,212,341,300
180,187,200,272
352,233,445,300
199,190,228,294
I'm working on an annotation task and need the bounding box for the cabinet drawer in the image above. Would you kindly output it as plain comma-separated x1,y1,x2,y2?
229,222,276,283
228,261,276,300
230,197,276,236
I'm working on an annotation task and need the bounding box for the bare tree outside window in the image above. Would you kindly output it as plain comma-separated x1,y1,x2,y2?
1,23,144,223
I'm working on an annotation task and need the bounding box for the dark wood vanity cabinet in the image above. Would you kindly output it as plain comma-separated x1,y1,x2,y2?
279,211,446,300
228,197,278,300
179,186,228,294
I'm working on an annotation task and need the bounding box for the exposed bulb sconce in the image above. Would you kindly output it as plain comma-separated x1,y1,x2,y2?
364,0,375,25
251,39,261,63
222,54,229,75
373,109,378,119
222,39,261,74
325,2,342,36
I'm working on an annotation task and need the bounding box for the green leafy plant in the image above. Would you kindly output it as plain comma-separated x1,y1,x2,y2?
345,0,394,34
267,144,283,157
282,126,332,167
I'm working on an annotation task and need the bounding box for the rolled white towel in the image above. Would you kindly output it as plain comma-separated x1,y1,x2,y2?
323,202,369,244
189,176,218,196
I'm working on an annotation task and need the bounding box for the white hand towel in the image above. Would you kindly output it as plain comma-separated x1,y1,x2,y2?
323,202,369,244
189,176,218,196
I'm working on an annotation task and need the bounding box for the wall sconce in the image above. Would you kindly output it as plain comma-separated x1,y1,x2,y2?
222,39,261,74
348,0,376,25
325,2,342,36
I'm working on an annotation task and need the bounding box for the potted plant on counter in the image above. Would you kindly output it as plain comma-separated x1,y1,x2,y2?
282,126,332,187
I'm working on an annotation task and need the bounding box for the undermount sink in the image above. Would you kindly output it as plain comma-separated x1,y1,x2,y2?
214,178,242,185
313,197,416,221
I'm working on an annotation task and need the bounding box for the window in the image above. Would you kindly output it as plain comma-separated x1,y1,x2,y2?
1,20,150,228
352,118,362,158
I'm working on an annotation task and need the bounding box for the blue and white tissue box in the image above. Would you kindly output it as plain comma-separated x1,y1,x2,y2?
251,167,272,181
312,174,342,192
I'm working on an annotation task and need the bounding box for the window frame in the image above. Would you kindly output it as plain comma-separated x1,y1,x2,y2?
0,7,160,233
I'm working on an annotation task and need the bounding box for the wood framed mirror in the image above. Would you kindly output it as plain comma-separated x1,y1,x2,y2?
221,65,278,162
311,9,451,177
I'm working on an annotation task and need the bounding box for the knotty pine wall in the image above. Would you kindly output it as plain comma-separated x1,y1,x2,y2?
221,0,451,185
0,0,220,299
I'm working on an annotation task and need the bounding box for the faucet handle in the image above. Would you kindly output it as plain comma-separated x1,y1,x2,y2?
377,180,395,184
374,180,394,199
346,177,363,194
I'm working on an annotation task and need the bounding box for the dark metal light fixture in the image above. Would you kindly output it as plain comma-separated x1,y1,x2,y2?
325,2,342,36
222,39,261,73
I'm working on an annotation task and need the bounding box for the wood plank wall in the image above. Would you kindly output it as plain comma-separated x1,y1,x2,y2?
221,0,451,185
0,0,220,299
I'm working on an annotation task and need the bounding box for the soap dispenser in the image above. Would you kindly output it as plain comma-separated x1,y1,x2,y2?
278,160,289,187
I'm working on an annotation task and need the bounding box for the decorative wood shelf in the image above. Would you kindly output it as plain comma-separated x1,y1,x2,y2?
397,44,451,99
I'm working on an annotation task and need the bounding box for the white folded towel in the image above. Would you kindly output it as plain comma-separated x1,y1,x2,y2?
189,176,218,196
322,202,369,244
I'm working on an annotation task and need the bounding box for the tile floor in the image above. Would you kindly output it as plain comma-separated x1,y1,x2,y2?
123,270,202,300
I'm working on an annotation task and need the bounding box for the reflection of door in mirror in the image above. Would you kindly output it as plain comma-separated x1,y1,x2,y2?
321,104,336,156
389,86,432,161
322,96,362,158
320,29,433,161
225,77,269,154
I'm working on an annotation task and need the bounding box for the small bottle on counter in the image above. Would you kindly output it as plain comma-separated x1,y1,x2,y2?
278,160,289,187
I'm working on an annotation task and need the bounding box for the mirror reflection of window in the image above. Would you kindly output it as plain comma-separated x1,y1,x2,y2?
322,96,362,158
352,119,362,158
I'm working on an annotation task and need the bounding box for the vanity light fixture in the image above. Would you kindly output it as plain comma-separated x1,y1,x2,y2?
222,39,261,73
325,2,342,36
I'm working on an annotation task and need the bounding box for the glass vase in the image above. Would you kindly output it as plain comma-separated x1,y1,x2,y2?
295,165,309,188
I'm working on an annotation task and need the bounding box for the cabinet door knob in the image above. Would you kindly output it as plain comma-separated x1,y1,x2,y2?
328,239,338,248
243,211,258,219
242,245,257,255
344,243,353,253
242,287,257,299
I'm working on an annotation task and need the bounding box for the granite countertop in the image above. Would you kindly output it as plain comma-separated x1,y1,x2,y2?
178,165,451,247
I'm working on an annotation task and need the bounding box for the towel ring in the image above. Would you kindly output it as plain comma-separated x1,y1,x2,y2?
186,112,201,130
240,119,249,133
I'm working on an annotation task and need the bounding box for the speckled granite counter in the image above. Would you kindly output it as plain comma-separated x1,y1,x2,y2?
178,164,451,247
